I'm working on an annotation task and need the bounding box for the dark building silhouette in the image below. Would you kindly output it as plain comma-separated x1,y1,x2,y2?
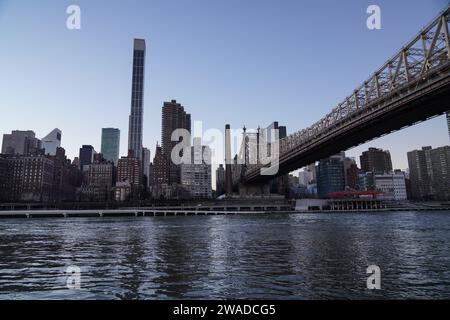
117,150,142,199
152,143,169,186
216,164,225,196
1,130,41,155
2,155,54,202
224,124,233,196
0,157,9,202
408,146,450,201
82,155,114,202
407,146,434,200
346,162,359,190
161,100,191,184
79,145,96,171
50,147,82,202
360,148,393,174
128,39,146,161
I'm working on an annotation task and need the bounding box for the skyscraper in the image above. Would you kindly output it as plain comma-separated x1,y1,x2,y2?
152,143,169,186
1,130,41,155
79,145,96,171
41,128,62,156
316,154,346,199
407,146,433,200
101,128,120,165
408,146,450,201
161,100,191,184
360,148,393,174
128,39,146,160
429,146,450,200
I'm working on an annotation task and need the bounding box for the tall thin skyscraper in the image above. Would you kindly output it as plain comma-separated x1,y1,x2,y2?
128,39,146,160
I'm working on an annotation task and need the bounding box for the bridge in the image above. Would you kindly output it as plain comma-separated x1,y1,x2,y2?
231,7,450,187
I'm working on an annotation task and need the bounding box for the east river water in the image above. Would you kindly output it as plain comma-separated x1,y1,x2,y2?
0,211,449,299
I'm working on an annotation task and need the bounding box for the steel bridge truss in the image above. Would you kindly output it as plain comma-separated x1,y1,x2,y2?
244,6,450,181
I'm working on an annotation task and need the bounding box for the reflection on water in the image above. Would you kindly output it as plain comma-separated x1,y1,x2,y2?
1,211,450,299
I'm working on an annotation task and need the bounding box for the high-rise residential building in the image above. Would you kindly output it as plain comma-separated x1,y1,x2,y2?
79,145,96,171
1,130,41,155
142,147,151,187
117,150,142,199
216,164,225,196
84,158,114,201
101,128,120,165
346,162,359,190
429,146,450,200
407,146,450,200
161,100,191,184
360,148,393,174
181,142,212,199
128,39,146,161
49,147,82,202
407,146,434,200
152,143,169,186
374,172,407,201
316,154,346,198
41,128,62,156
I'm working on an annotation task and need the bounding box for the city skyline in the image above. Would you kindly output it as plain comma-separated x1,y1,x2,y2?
0,0,449,173
2,0,450,304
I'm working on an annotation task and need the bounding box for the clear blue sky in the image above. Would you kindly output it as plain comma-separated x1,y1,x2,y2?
0,0,449,172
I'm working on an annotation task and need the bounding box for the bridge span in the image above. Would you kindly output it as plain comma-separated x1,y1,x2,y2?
241,7,450,184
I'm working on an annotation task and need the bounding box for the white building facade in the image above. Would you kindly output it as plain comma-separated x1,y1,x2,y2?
181,144,212,199
374,172,407,201
41,128,62,156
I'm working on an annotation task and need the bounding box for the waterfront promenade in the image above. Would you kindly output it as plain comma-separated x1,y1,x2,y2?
1,205,450,219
